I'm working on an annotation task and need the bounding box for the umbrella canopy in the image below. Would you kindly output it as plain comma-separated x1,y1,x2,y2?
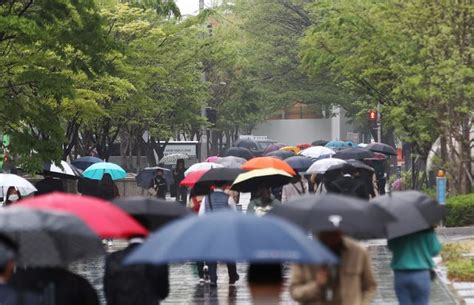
299,146,335,159
0,174,37,197
284,156,314,173
71,156,103,171
113,197,192,231
124,211,338,265
194,168,245,189
233,138,261,152
269,193,395,239
43,161,81,179
179,170,208,188
333,147,374,160
82,162,126,180
311,140,329,147
346,160,375,172
0,207,103,267
18,193,148,239
205,156,221,163
280,146,300,154
216,156,247,168
325,141,353,150
242,157,296,176
366,143,397,156
160,153,189,165
136,167,173,189
306,158,346,175
223,147,255,160
296,143,312,151
370,191,446,239
231,168,292,192
184,162,223,177
262,143,286,155
265,150,296,160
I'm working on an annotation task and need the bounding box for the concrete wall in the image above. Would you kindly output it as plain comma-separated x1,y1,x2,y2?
252,119,333,145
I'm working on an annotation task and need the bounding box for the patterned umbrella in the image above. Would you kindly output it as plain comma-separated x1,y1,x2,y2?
216,156,247,168
160,154,189,165
43,161,81,179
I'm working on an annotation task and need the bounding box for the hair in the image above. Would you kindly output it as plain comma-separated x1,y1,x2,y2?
100,173,114,187
4,186,21,205
247,264,283,285
214,181,229,188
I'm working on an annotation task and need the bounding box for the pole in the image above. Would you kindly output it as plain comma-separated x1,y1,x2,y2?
377,102,382,143
199,0,204,11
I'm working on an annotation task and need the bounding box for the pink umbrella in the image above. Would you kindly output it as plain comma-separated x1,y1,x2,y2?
206,156,221,163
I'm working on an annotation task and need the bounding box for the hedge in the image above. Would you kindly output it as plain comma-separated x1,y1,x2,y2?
445,193,474,227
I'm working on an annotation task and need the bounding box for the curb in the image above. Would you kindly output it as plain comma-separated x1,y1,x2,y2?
437,227,474,236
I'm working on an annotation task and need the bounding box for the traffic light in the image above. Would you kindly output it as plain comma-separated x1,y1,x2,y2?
368,110,377,122
205,107,217,127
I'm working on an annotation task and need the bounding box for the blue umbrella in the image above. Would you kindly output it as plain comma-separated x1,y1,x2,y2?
284,156,314,173
325,140,353,150
136,167,173,189
82,162,126,180
71,156,103,171
124,211,338,265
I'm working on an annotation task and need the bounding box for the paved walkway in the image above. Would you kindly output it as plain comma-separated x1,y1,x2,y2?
72,241,458,305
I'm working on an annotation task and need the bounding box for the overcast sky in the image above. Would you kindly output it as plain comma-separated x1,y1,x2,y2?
176,0,219,16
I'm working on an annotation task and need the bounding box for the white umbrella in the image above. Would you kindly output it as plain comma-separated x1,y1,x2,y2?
300,146,335,159
184,162,223,177
160,153,189,165
0,174,37,197
306,158,346,175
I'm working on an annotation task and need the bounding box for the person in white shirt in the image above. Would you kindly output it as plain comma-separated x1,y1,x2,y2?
281,175,308,203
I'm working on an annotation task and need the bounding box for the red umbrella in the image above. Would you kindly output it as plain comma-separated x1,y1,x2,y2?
296,143,312,151
18,193,148,239
179,169,208,188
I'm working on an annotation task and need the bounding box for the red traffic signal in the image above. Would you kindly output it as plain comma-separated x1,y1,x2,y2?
368,110,377,122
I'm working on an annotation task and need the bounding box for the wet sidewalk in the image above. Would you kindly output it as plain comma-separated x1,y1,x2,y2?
73,241,458,305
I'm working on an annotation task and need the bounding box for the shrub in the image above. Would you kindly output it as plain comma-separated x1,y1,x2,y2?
445,193,474,227
447,259,474,281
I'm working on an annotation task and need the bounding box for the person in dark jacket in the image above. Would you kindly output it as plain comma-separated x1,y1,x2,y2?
103,236,169,305
11,267,99,305
0,238,42,305
98,173,119,200
173,159,187,204
153,170,168,199
35,175,64,196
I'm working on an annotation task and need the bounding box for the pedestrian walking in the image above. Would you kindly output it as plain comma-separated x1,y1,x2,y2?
104,236,169,305
153,170,168,199
35,175,64,195
247,263,284,304
197,182,239,287
173,159,187,204
97,173,119,200
281,175,308,203
3,186,21,206
388,228,441,305
247,186,280,216
290,230,377,305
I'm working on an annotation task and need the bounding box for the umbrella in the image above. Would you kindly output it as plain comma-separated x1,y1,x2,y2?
299,146,335,159
136,167,173,189
284,156,314,173
216,156,247,168
82,162,126,180
280,146,300,154
269,193,395,239
0,174,37,197
325,141,353,150
18,193,148,239
206,156,221,163
346,160,375,172
312,140,328,147
113,197,192,231
265,150,296,160
179,170,208,188
43,161,81,179
262,143,286,155
306,158,347,175
366,143,397,156
233,139,260,152
71,156,103,171
184,162,223,177
159,153,189,165
223,147,254,160
333,147,374,160
296,143,312,151
370,191,446,239
124,211,338,265
231,168,292,193
0,207,103,267
241,157,296,176
194,168,245,189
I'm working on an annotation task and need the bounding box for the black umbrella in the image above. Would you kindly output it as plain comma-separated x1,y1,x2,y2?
224,147,255,160
194,168,245,189
370,191,446,239
333,147,374,160
268,193,395,239
311,140,329,147
366,143,397,156
42,161,82,179
234,138,260,152
71,156,103,171
284,156,314,173
136,167,173,189
265,150,295,160
113,197,192,231
326,159,374,173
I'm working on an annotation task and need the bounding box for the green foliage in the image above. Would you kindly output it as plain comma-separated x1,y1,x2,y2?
442,240,474,281
445,194,474,227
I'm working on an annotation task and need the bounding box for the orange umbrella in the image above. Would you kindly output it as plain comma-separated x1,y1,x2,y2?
241,157,296,176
